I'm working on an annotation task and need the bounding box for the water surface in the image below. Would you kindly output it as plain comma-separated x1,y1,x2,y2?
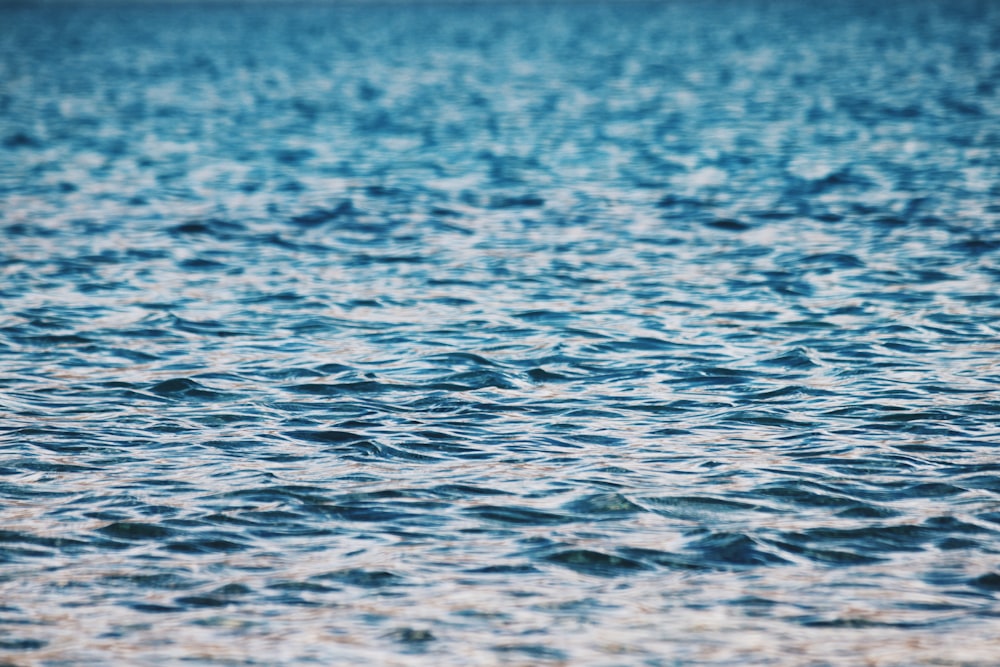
2,1,1000,664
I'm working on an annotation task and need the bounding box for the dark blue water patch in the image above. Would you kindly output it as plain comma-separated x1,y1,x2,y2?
96,522,177,541
782,525,935,556
686,532,792,568
0,638,47,651
317,569,406,589
164,536,252,555
760,348,821,369
282,430,369,445
149,378,229,400
969,573,1000,593
463,505,572,526
541,549,650,577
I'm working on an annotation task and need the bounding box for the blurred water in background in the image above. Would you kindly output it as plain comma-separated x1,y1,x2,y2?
1,0,1000,664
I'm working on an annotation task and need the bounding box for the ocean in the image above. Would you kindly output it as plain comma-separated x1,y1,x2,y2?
1,1,999,664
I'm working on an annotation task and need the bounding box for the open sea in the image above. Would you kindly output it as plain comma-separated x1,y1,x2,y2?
2,0,1000,664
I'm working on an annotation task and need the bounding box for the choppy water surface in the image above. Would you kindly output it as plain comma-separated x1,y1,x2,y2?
2,1,1000,664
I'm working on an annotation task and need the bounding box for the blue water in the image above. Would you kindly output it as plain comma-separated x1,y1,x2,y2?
2,1,1000,664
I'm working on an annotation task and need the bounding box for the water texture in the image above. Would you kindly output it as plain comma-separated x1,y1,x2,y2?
2,1,1000,664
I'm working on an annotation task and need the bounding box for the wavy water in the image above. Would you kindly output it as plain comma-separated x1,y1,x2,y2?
2,1,1000,664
